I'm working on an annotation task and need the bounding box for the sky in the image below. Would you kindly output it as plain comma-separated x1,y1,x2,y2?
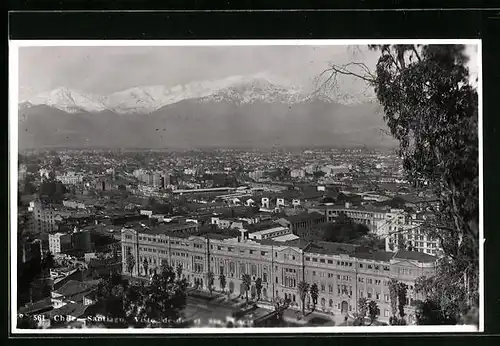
18,44,479,100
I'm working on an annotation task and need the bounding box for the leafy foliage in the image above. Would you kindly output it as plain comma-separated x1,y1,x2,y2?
242,274,252,303
138,262,188,327
298,281,309,315
207,271,215,295
321,44,479,323
388,279,408,319
358,297,368,318
94,272,129,325
125,248,135,276
219,273,227,293
273,297,291,321
142,258,149,277
415,299,458,325
255,277,263,300
309,283,319,311
368,300,380,325
317,213,370,243
372,44,479,322
388,278,400,317
354,297,369,325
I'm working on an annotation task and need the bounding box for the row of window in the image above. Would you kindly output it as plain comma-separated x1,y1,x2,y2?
358,278,383,285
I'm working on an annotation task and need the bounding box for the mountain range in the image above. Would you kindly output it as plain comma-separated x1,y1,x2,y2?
18,75,397,150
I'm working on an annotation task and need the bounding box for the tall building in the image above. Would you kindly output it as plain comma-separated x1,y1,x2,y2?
249,170,264,181
48,233,72,254
152,172,162,187
162,170,172,188
29,200,57,234
71,228,92,253
385,214,442,256
122,225,436,324
19,239,43,264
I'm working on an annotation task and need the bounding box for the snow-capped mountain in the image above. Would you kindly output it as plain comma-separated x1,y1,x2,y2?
23,75,374,115
18,74,393,150
28,87,108,114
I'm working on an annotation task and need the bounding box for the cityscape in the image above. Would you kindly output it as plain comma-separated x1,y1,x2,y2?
13,43,480,331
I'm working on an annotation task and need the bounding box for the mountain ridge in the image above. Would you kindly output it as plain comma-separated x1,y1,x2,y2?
22,75,375,115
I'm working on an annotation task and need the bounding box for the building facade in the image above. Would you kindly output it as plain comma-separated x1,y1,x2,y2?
121,226,436,324
49,233,73,254
29,200,57,234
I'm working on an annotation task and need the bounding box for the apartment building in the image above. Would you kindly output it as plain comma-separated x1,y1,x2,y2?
29,200,57,234
385,215,442,256
49,233,73,254
121,225,436,324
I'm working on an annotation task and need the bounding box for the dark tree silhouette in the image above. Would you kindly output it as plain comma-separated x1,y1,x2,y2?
319,44,479,323
310,283,319,312
242,274,252,303
298,281,309,316
368,300,380,325
255,277,263,301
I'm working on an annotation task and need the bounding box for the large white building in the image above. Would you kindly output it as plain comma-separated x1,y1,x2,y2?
56,172,84,185
385,213,442,256
290,169,306,179
49,233,72,254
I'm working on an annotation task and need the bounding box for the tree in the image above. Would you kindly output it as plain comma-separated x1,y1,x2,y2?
219,273,227,294
388,279,408,324
125,248,135,276
415,299,457,325
137,262,188,327
319,44,479,323
273,297,291,322
297,281,309,316
310,283,319,312
175,263,183,279
242,274,252,303
388,278,399,317
354,297,369,325
143,258,149,277
397,282,408,319
93,272,128,326
368,300,380,325
207,271,215,296
255,277,263,301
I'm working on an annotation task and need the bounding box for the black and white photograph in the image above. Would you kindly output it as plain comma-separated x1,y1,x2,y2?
10,40,482,333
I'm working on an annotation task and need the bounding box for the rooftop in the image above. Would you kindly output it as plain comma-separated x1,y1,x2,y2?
306,241,358,256
18,297,53,315
393,249,437,263
54,280,99,298
249,226,289,237
271,233,300,242
285,212,325,223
